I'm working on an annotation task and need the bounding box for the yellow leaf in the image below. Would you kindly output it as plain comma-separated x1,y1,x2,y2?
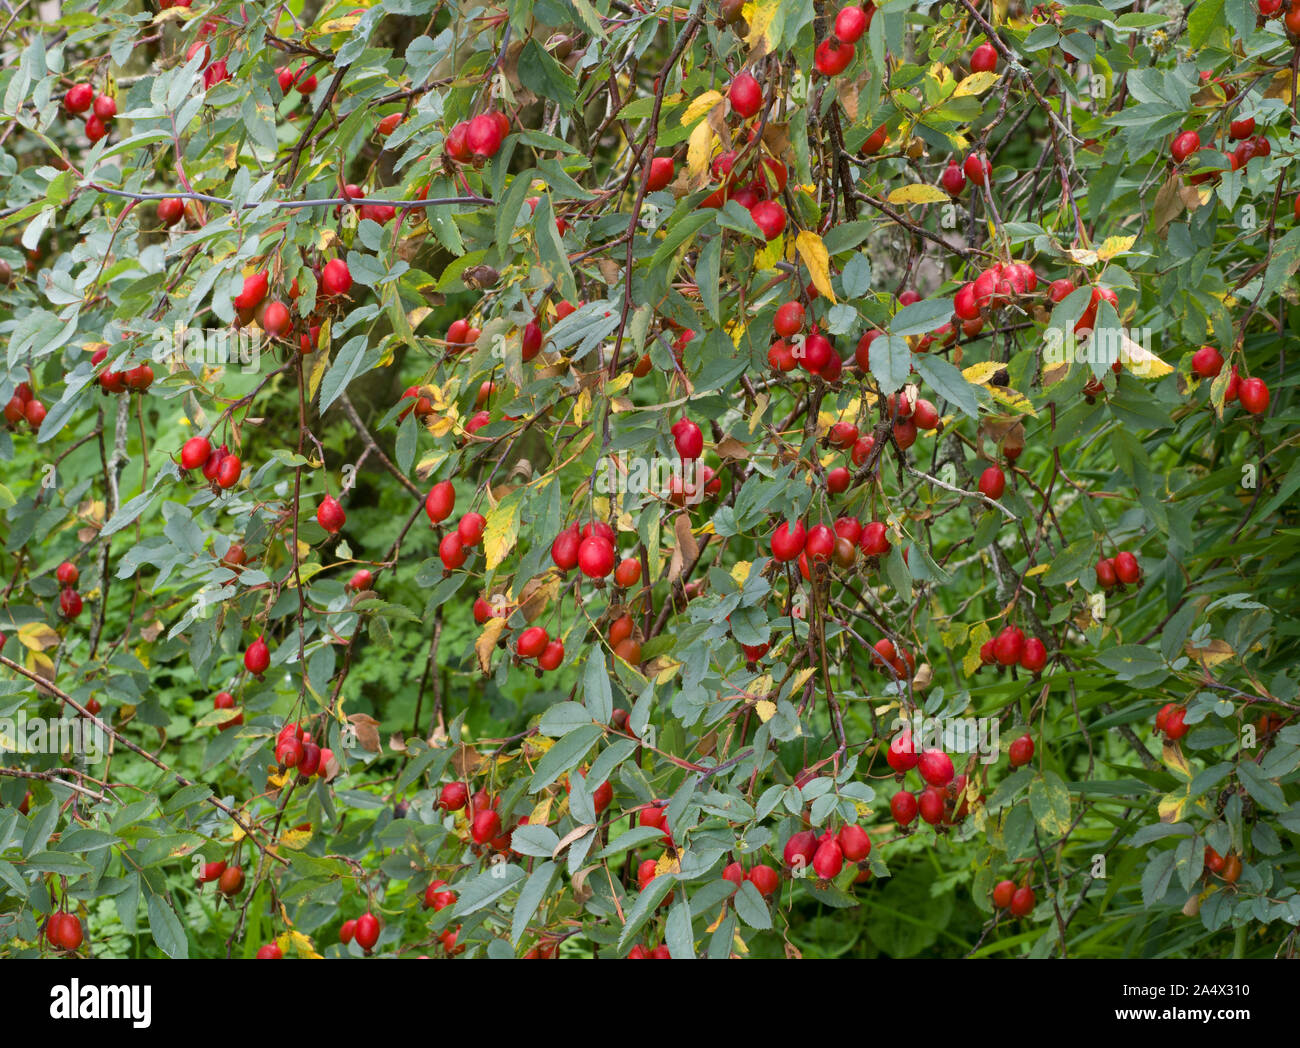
681,90,723,126
318,15,361,32
961,361,1004,385
887,183,951,206
574,387,591,430
754,700,777,723
1185,638,1234,668
1097,235,1137,261
795,231,836,304
1118,336,1173,379
278,828,313,851
954,71,1000,97
287,930,323,959
1024,563,1049,577
307,340,331,402
654,853,681,877
17,622,60,653
654,660,682,684
744,0,782,53
729,560,752,586
529,796,554,825
687,120,714,179
963,621,992,677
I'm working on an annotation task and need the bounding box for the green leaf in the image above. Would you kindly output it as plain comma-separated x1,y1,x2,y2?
146,892,189,958
529,723,602,791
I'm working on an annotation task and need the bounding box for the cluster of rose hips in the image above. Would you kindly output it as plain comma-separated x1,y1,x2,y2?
90,344,153,394
991,878,1037,917
275,63,317,97
62,82,116,143
1190,346,1270,416
781,821,874,881
444,111,511,163
1094,550,1141,590
812,4,875,77
274,720,334,779
338,912,382,953
885,736,977,828
979,624,1048,675
178,435,243,490
1171,123,1272,186
423,479,487,573
184,26,233,91
1203,846,1242,885
55,561,83,622
3,381,45,432
768,300,844,381
228,261,351,349
689,75,787,241
197,859,246,898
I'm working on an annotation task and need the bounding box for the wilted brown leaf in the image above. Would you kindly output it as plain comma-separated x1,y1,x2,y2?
475,617,507,673
347,713,381,754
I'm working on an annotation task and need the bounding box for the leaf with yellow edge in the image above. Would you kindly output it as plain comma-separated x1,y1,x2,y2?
681,90,723,126
795,231,836,304
744,0,782,53
528,796,554,825
317,15,362,33
1162,740,1194,781
307,341,331,401
887,183,950,206
1097,234,1137,261
961,361,1004,385
754,700,777,723
278,827,313,851
687,120,715,179
286,930,323,959
963,621,992,677
954,71,1000,96
986,385,1038,416
18,622,61,652
654,660,682,684
1118,336,1173,379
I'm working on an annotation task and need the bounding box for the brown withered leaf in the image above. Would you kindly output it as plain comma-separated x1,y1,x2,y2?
519,574,559,622
715,436,750,460
347,713,381,754
674,512,700,565
388,733,408,754
760,121,791,161
597,258,621,285
475,617,507,673
450,744,483,779
1152,174,1187,236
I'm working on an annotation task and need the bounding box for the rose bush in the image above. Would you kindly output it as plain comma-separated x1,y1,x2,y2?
0,0,1298,959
